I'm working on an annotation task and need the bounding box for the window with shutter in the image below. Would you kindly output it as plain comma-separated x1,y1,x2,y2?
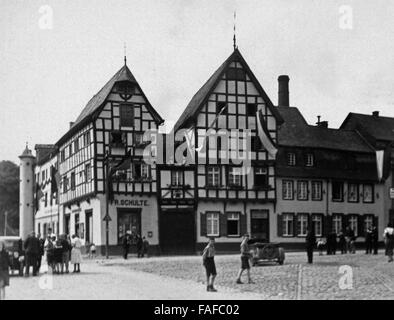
282,213,294,237
277,214,283,237
206,212,220,237
200,212,207,236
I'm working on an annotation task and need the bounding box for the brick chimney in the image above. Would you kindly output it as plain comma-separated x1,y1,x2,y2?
318,121,328,128
278,75,290,107
372,111,379,117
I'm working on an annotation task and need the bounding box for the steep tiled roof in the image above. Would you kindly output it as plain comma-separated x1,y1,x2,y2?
341,112,394,142
277,107,374,153
56,64,163,145
173,48,284,132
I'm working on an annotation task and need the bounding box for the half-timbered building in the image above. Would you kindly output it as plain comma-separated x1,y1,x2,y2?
49,61,164,254
160,48,284,252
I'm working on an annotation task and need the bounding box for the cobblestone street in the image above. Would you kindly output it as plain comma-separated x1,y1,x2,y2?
6,250,394,300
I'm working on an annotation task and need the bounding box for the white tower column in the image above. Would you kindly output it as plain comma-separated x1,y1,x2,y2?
19,145,35,240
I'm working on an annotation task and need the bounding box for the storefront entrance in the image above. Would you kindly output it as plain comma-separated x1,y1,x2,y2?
160,209,195,254
117,208,142,249
251,210,269,241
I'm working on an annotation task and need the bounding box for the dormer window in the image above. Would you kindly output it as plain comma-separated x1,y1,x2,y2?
305,153,314,167
287,152,296,166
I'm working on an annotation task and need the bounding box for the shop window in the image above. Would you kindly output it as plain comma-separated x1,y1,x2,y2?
226,212,240,236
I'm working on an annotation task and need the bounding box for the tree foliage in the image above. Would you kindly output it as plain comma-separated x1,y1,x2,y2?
0,160,19,235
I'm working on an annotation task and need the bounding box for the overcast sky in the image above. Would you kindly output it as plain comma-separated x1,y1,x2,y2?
1,0,394,163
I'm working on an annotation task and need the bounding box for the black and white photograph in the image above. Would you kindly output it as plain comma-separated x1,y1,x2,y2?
1,0,394,309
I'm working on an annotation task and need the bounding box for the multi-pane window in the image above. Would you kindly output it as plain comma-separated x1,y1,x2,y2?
110,131,125,147
287,152,296,166
311,181,322,201
227,212,240,236
63,176,68,193
70,172,76,191
228,167,242,187
171,170,183,186
85,164,92,182
120,104,134,127
362,184,374,203
282,180,294,200
312,215,323,237
207,166,220,187
297,181,308,200
297,214,309,236
282,213,294,236
364,215,374,232
74,139,79,153
254,167,268,188
332,214,342,234
132,163,150,181
83,131,91,146
134,132,144,146
305,153,314,167
60,150,65,162
348,183,359,202
206,212,220,236
226,68,246,81
332,181,344,201
348,215,358,236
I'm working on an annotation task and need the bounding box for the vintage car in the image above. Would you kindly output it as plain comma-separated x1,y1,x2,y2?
0,236,25,276
248,238,285,266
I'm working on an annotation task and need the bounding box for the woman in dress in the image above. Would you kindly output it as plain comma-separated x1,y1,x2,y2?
70,234,82,273
383,222,394,262
0,241,10,300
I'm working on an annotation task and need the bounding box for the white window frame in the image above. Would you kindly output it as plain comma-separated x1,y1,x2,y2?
348,183,359,202
362,184,374,203
207,166,220,187
364,215,374,232
297,181,308,200
312,215,323,237
306,153,314,167
226,212,240,236
287,152,296,166
283,180,294,200
348,215,358,236
228,166,242,187
283,213,294,237
171,170,183,186
311,181,322,201
141,163,150,180
297,214,308,237
332,214,342,234
206,212,220,237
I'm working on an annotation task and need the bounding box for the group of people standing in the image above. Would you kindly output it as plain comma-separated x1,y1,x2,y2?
122,231,149,259
23,231,83,276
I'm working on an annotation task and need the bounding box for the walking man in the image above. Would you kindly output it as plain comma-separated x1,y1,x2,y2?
236,234,254,284
306,226,316,264
202,237,217,292
24,231,40,276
